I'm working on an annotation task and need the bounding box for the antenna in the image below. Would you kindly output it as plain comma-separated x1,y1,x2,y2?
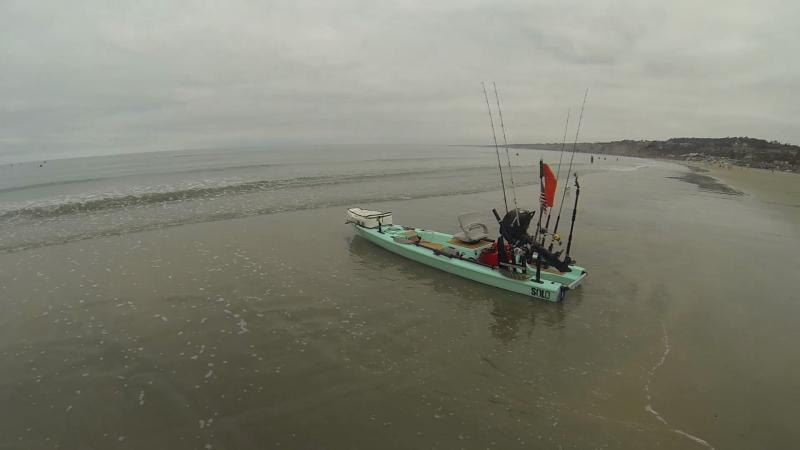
564,174,581,263
482,82,509,214
493,82,518,212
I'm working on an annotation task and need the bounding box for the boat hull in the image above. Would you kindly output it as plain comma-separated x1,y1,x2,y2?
353,224,586,302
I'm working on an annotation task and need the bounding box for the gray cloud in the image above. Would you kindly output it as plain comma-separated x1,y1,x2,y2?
1,0,798,161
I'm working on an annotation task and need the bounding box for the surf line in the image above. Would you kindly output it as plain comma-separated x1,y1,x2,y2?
644,321,715,449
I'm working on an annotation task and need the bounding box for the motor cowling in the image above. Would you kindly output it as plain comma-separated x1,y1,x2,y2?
499,208,535,246
494,208,572,273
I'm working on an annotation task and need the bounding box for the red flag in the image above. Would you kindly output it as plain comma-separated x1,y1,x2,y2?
540,162,557,208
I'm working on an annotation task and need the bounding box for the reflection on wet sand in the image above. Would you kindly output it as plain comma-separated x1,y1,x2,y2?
347,235,575,344
667,165,744,195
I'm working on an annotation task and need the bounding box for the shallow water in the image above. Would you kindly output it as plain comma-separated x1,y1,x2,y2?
0,147,798,449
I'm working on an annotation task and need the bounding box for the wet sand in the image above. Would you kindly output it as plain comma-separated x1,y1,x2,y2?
705,164,800,211
1,160,798,449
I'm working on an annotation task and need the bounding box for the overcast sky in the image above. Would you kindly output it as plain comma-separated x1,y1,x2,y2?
1,0,798,161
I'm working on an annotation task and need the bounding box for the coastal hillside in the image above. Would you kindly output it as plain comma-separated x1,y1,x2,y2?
511,137,800,172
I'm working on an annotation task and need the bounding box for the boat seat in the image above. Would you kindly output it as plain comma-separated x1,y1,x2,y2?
454,212,489,243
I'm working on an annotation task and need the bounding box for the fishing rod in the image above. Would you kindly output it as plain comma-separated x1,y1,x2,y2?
564,174,580,264
482,81,509,214
532,158,553,283
542,108,571,245
549,88,588,252
533,158,546,245
492,82,519,215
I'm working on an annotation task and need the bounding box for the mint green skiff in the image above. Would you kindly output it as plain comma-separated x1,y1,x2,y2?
351,222,587,302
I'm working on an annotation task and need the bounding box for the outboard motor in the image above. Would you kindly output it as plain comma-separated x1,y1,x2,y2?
491,209,534,269
499,209,535,246
493,208,572,274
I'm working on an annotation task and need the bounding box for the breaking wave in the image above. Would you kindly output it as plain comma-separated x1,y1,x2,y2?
0,166,505,221
0,163,542,253
0,182,533,254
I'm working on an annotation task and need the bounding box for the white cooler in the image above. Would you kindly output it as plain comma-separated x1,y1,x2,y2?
346,207,393,228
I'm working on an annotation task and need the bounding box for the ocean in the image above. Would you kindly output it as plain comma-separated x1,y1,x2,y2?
0,145,798,449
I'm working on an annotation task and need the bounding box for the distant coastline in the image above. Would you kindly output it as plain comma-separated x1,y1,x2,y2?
503,137,800,173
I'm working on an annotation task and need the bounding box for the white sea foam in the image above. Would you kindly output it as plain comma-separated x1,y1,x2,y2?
644,321,715,449
237,318,249,334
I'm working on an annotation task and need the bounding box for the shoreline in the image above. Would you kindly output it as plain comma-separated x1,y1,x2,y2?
686,161,800,205
508,144,800,174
